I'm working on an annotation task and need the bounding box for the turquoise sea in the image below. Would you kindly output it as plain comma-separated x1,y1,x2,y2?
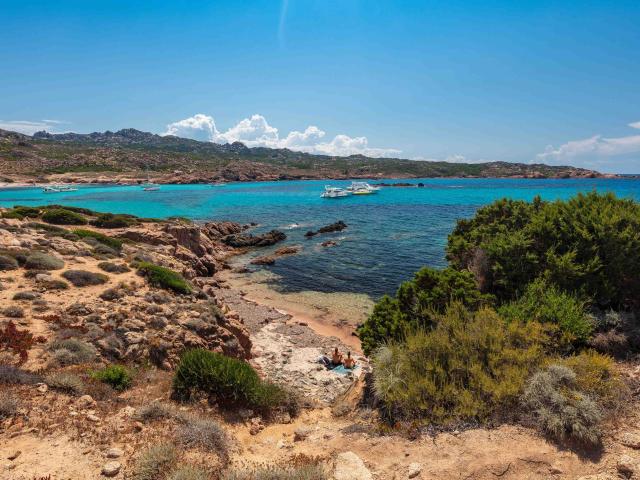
1,178,639,298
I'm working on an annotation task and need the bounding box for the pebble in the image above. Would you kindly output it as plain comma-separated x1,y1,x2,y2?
408,462,422,478
7,451,21,461
36,384,48,394
87,414,100,422
102,461,121,477
106,448,124,458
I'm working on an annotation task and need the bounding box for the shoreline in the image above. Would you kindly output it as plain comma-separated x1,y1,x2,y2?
218,267,374,353
0,173,625,190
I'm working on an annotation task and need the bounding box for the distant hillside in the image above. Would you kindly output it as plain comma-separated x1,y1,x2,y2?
0,128,607,183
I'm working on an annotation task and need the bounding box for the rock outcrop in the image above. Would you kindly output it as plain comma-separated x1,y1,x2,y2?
223,230,286,248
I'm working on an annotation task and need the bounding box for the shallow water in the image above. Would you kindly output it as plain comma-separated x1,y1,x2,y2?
2,178,639,298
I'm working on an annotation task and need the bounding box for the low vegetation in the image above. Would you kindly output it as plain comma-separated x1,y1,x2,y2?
42,208,88,225
0,364,43,385
91,364,133,391
49,338,97,366
98,261,131,273
61,269,108,287
0,254,19,270
91,212,138,228
175,415,230,462
222,463,327,480
45,372,84,395
167,466,210,480
0,392,19,418
0,321,42,365
137,261,191,294
131,443,178,480
172,349,289,414
361,192,637,447
72,229,123,251
24,251,64,270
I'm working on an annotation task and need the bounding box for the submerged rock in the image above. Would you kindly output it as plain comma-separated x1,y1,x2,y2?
305,221,347,237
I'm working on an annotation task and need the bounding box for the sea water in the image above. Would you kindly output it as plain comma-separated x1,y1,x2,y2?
1,178,639,299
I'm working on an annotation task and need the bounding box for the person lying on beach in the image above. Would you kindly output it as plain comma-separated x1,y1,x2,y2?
343,351,356,369
331,347,343,366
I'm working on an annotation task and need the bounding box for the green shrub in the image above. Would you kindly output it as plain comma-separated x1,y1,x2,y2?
499,278,594,349
42,208,88,225
24,252,64,270
91,364,133,391
25,222,69,236
167,466,210,480
447,192,640,309
98,261,130,273
62,269,108,287
172,349,287,413
46,372,84,395
371,303,547,424
2,206,41,219
358,267,491,355
72,229,123,251
557,350,628,413
0,255,19,271
91,213,138,228
137,262,191,294
522,364,602,446
45,204,96,215
131,444,178,480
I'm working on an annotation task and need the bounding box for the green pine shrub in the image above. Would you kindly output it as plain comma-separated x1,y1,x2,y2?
499,278,594,350
371,303,547,425
358,266,491,355
91,364,133,391
447,192,640,309
137,262,191,294
42,208,88,225
91,212,138,228
172,349,287,414
72,229,123,251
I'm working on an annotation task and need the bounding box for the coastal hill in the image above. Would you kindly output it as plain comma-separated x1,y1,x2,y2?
0,128,606,183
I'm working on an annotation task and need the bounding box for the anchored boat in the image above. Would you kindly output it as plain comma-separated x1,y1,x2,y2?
321,186,349,198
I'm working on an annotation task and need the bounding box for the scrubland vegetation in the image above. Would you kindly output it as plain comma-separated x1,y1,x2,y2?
360,192,639,446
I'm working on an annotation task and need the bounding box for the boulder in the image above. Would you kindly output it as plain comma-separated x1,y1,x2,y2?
333,452,373,480
223,230,286,248
101,461,121,477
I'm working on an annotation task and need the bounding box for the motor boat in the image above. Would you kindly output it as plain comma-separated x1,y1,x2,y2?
346,181,380,193
321,186,349,198
143,185,161,191
57,185,78,192
42,184,77,193
42,186,60,193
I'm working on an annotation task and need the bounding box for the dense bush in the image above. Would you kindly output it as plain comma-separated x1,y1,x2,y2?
131,444,178,480
358,267,490,355
91,212,138,228
172,349,287,413
46,372,84,395
98,261,130,273
137,262,191,294
135,401,176,423
72,229,123,251
1,206,41,219
499,278,593,350
2,305,24,318
0,254,19,271
371,303,547,424
91,364,133,391
522,364,602,446
25,222,69,236
13,291,40,301
447,192,640,309
42,208,88,225
62,269,108,287
0,364,43,385
24,251,64,270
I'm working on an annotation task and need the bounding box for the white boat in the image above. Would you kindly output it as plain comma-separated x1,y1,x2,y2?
346,181,380,194
57,185,78,192
210,182,227,187
321,186,349,198
42,186,60,193
143,185,161,191
42,184,77,193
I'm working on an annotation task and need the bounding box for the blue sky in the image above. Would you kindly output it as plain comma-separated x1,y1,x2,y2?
1,1,639,173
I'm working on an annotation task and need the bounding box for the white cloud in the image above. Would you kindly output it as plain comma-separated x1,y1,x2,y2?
0,119,67,135
536,122,640,166
163,113,400,158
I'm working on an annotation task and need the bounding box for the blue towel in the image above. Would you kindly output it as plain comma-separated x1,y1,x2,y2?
331,364,359,375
